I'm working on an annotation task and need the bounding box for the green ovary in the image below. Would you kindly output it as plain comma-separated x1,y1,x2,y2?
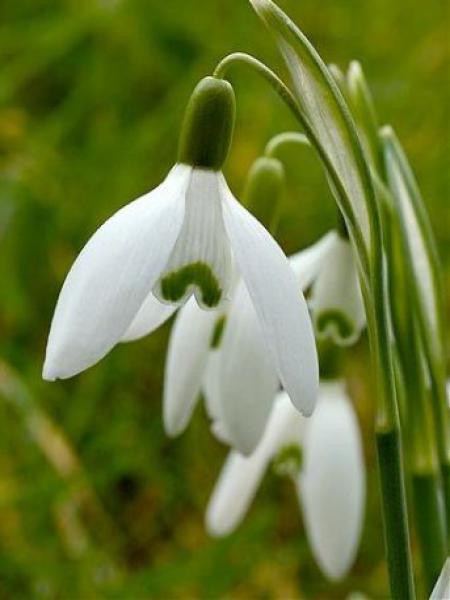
160,261,222,308
272,444,303,478
316,309,354,341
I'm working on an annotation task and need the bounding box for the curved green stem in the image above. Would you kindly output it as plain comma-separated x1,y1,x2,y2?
213,52,369,281
264,131,309,157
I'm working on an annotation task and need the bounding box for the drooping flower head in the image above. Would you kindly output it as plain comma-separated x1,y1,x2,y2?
206,381,366,582
43,77,318,428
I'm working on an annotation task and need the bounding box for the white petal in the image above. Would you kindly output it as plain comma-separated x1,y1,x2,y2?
216,280,279,455
121,293,176,342
299,381,365,581
310,235,366,346
430,558,450,600
206,391,303,537
43,164,190,380
221,178,319,417
163,297,218,436
154,168,233,310
289,231,338,290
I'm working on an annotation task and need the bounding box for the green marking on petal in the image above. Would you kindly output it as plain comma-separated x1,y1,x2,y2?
210,315,227,348
160,261,222,308
272,443,303,478
316,309,354,342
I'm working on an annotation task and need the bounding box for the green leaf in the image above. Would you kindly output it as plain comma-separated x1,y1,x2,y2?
382,126,445,369
347,61,383,176
249,0,374,263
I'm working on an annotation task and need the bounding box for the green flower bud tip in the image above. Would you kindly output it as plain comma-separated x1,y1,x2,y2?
177,76,236,170
243,156,285,231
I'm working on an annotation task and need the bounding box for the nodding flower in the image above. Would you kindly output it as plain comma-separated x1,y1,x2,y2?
164,224,364,455
205,381,366,583
43,75,319,427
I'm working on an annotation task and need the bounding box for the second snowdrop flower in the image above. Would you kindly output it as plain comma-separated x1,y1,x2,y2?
206,381,366,581
43,76,318,421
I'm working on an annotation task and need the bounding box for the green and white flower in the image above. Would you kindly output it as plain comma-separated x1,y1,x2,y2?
164,230,364,454
43,76,318,431
206,381,366,582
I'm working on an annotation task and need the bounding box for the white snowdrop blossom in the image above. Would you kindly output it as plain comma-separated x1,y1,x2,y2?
42,76,318,420
205,381,366,582
164,230,364,454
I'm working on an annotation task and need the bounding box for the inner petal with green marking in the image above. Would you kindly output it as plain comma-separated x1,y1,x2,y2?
154,168,233,309
315,309,355,344
160,261,223,308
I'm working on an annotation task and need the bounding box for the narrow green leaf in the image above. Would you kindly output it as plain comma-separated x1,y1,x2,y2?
382,126,444,367
249,0,374,257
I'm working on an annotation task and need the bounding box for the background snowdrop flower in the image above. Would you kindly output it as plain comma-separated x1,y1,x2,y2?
43,76,318,416
309,231,366,346
206,381,366,582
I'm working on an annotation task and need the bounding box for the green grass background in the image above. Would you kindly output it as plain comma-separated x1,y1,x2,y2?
0,0,448,597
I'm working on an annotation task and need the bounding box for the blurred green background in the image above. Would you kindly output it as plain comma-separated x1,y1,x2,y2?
0,0,448,597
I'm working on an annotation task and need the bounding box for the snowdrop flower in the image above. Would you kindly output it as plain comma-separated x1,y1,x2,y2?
43,75,318,420
430,558,450,600
310,231,365,347
165,225,364,454
206,381,366,582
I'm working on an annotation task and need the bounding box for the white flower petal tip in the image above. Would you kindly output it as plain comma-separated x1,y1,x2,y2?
299,382,365,581
43,164,191,381
311,235,366,348
221,180,319,418
431,558,450,600
205,450,260,538
163,298,218,437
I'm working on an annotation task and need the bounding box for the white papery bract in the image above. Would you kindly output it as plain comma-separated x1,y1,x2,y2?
43,161,318,431
205,381,366,583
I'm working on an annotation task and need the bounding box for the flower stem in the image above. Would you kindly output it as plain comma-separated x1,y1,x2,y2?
376,429,415,599
412,472,447,594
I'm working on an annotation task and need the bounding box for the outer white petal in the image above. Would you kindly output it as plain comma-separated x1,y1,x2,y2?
298,381,365,581
43,165,190,380
154,169,233,309
289,231,338,290
163,297,218,436
121,293,176,342
217,280,279,455
430,558,450,600
206,391,304,537
310,235,366,346
202,349,232,444
221,178,319,417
